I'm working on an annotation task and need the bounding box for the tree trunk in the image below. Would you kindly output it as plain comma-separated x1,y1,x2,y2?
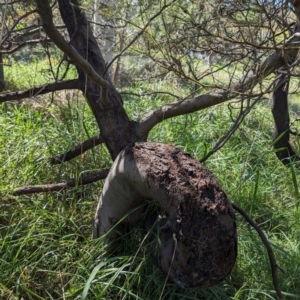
272,71,300,164
57,0,142,159
0,53,4,91
94,142,237,288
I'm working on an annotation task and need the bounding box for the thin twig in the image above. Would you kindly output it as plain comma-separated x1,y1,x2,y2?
35,0,110,105
0,39,52,54
103,0,177,75
50,135,104,164
12,169,109,195
232,203,283,300
200,96,261,163
120,91,181,100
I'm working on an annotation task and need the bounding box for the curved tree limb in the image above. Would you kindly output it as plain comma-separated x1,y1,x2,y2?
0,79,79,102
12,169,109,195
50,135,105,164
137,34,300,138
232,203,283,300
34,0,110,106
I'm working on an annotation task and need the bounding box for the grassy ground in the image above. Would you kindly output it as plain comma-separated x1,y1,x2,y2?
0,60,300,299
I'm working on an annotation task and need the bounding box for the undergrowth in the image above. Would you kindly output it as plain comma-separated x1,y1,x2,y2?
0,61,300,299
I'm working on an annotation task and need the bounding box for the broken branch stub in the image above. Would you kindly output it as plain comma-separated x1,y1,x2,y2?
93,142,237,288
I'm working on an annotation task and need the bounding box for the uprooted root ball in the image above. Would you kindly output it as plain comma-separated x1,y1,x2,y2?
94,142,237,288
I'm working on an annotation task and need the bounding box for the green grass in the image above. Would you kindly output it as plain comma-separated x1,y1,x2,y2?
3,53,77,90
0,61,300,299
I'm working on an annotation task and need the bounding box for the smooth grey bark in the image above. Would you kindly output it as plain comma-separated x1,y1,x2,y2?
94,142,237,288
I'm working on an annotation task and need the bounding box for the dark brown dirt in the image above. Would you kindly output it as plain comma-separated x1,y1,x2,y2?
129,142,237,288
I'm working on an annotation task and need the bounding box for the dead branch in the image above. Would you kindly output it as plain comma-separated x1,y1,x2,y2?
232,203,283,300
0,79,79,103
34,0,110,105
50,135,104,164
13,24,65,37
12,169,109,195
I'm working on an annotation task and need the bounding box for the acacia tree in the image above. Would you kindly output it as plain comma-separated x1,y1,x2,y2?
1,0,300,295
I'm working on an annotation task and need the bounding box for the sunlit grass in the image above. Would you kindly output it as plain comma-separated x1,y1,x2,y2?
3,53,77,91
0,60,300,299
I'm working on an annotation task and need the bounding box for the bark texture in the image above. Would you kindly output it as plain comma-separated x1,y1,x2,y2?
94,142,237,288
272,72,300,163
56,0,142,159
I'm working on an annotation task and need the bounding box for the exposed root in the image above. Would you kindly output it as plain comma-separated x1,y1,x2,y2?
94,142,237,288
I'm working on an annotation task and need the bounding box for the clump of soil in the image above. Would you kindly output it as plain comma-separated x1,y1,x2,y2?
132,142,237,288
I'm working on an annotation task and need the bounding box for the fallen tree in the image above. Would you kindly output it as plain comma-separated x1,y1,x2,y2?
93,142,237,287
2,0,300,298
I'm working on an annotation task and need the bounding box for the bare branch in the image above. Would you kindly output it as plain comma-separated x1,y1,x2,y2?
1,8,38,47
200,96,262,162
137,34,300,137
232,203,283,300
11,24,65,37
120,91,181,100
103,0,177,75
50,135,105,164
0,79,79,103
0,39,51,54
34,0,110,105
12,169,109,195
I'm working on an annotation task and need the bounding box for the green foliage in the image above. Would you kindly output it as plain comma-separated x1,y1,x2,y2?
0,62,300,299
